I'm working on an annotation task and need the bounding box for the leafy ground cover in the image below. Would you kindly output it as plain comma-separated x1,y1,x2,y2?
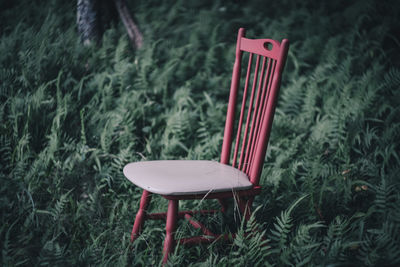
1,0,400,265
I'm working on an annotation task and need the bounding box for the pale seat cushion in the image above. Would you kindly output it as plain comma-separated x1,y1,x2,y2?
123,160,253,195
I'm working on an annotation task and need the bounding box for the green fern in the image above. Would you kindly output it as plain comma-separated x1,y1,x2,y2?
1,0,400,265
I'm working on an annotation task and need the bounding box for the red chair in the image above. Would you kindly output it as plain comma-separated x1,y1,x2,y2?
123,28,289,263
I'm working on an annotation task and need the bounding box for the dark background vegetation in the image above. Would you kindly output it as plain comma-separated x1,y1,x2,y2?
1,0,400,265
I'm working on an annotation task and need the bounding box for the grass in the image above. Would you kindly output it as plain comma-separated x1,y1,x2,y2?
1,0,400,265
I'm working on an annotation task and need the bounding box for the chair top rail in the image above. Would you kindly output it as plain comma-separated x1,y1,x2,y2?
240,37,282,59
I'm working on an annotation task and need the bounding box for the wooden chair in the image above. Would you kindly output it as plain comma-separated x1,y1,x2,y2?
123,28,289,263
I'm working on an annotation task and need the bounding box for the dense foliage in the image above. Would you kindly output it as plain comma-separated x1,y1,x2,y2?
1,0,400,265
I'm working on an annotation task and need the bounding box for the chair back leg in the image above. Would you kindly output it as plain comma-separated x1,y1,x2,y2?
218,198,229,213
162,199,179,264
238,196,254,221
131,190,152,242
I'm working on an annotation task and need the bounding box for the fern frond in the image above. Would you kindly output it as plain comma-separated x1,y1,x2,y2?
269,195,308,251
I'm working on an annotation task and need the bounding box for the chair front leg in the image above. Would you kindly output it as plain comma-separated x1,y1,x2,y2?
162,199,179,264
131,190,152,242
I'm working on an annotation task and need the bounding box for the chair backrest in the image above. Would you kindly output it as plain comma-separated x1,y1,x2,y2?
220,28,289,186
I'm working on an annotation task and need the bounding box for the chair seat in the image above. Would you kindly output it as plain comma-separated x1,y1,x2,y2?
123,160,253,196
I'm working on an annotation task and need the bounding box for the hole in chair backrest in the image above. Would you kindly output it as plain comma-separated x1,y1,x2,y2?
263,42,273,51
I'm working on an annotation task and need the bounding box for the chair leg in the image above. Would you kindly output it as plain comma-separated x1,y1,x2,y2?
238,196,254,221
162,199,179,264
131,190,152,242
246,196,255,221
218,198,229,213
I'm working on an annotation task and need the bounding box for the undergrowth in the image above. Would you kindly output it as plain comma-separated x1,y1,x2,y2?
1,0,400,265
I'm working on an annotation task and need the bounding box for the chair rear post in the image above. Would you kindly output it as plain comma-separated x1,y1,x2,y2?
249,39,289,185
221,28,245,164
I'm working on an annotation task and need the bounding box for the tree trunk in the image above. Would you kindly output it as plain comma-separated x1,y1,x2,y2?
114,0,143,49
77,0,100,45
